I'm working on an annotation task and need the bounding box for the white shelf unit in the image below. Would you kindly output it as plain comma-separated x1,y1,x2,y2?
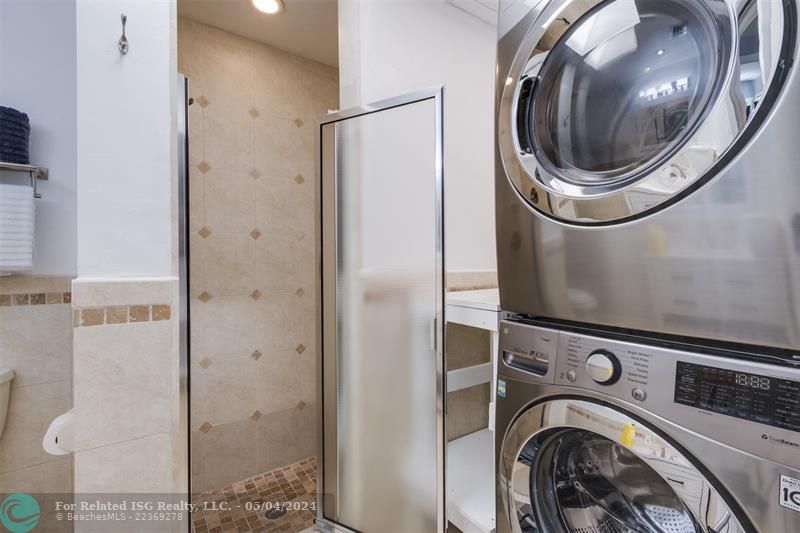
446,288,500,533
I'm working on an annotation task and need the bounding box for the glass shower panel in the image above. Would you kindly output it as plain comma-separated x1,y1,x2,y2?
320,93,444,533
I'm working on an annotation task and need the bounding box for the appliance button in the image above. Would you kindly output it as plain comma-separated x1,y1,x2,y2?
586,350,622,385
632,388,647,402
566,370,577,382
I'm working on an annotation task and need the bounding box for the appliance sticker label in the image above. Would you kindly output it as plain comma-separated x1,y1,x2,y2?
780,475,800,512
497,379,507,398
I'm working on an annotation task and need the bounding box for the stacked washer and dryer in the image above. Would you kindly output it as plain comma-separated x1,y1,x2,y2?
494,0,800,531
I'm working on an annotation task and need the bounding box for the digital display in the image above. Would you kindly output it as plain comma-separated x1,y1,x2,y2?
675,361,800,432
736,373,770,390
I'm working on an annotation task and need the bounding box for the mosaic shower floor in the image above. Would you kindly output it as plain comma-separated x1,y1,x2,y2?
191,457,317,533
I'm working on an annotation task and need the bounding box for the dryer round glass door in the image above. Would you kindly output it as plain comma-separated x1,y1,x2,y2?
498,0,795,224
499,399,749,533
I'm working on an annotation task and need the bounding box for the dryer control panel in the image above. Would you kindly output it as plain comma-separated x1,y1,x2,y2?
675,361,800,432
498,319,800,467
553,327,654,401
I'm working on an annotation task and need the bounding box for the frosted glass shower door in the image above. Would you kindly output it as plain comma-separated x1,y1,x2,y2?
318,88,444,533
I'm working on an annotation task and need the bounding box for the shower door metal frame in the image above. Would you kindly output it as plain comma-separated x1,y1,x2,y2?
315,86,446,533
177,74,191,508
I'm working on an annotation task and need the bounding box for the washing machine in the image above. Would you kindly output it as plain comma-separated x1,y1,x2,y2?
495,0,800,355
496,319,800,533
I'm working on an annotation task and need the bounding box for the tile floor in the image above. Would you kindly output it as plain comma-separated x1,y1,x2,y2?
191,457,317,533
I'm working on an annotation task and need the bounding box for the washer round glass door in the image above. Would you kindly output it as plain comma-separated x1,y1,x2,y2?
499,399,747,533
498,0,794,224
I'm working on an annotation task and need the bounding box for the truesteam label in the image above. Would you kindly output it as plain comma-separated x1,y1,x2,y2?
780,475,800,512
497,379,507,398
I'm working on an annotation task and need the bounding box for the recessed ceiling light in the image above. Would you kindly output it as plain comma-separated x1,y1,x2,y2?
252,0,284,14
656,49,665,56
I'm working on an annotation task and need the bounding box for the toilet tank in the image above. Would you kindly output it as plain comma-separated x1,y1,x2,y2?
0,368,14,439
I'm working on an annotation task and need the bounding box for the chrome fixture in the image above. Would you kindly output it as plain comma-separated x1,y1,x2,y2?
118,14,128,55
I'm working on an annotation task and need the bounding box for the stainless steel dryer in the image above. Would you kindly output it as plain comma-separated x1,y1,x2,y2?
496,319,800,533
495,0,800,354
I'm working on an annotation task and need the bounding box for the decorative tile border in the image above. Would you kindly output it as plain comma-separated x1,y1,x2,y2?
0,291,72,307
73,304,172,327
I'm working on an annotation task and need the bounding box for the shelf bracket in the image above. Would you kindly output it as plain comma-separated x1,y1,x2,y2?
0,162,49,198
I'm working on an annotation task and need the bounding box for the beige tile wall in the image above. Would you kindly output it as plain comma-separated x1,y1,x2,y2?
71,277,181,504
0,276,74,532
178,17,337,493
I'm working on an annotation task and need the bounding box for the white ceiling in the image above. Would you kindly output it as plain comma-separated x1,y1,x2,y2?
178,0,339,67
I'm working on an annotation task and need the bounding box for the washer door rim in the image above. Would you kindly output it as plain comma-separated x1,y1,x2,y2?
499,396,753,533
497,0,796,225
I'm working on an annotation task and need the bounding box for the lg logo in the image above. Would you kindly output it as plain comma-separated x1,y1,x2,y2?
782,487,800,506
780,475,800,513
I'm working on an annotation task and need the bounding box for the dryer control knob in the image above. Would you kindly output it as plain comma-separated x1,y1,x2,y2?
586,350,621,385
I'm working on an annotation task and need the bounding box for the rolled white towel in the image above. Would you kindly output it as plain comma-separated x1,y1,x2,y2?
0,184,34,273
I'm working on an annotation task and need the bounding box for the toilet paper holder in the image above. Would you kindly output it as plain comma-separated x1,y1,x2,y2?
43,409,75,456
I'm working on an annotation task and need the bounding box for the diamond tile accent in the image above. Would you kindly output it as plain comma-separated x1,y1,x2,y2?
250,350,263,361
295,288,305,298
250,289,262,301
196,95,209,108
198,226,211,239
250,228,262,240
199,357,212,369
248,168,261,179
197,161,211,173
294,174,305,185
296,400,307,410
296,344,306,354
199,422,213,433
250,410,262,421
294,118,304,128
198,291,212,303
248,107,260,118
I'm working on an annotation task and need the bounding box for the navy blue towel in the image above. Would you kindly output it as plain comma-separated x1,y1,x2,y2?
0,106,31,163
0,133,28,144
0,106,29,122
0,153,29,164
0,129,28,139
0,120,30,132
0,147,29,157
0,144,28,154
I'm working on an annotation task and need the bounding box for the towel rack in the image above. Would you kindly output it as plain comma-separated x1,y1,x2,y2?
0,162,49,198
